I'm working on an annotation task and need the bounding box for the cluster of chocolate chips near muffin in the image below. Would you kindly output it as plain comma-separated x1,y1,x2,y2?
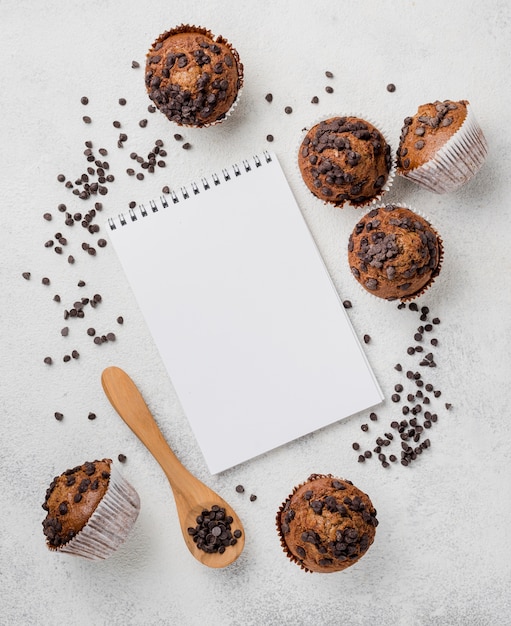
298,116,392,207
277,474,378,573
145,26,243,127
187,505,242,554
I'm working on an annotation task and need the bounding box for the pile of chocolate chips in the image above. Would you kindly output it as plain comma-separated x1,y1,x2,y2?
187,505,242,554
353,302,450,468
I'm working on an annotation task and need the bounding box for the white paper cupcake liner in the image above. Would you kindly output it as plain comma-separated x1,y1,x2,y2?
347,202,443,303
399,104,488,194
296,113,396,209
56,463,140,561
148,24,244,129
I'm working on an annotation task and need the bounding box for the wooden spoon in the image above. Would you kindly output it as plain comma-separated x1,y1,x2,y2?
101,366,245,568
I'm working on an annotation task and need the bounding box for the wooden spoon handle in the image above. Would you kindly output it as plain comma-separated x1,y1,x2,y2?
101,366,193,493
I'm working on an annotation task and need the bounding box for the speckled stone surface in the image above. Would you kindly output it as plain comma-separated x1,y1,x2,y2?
1,1,511,624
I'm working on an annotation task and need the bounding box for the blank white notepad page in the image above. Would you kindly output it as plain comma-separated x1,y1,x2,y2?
107,152,383,473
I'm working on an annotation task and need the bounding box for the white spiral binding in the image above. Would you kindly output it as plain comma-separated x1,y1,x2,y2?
107,151,272,231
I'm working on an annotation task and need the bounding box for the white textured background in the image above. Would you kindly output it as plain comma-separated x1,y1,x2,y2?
1,1,510,625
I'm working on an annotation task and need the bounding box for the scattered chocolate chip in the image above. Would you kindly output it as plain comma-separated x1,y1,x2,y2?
325,86,334,94
369,412,378,421
82,116,92,124
265,93,273,102
44,356,53,365
249,495,257,502
22,272,31,280
266,134,274,142
363,334,371,344
361,424,369,432
352,442,360,450
118,454,127,463
182,142,191,150
87,412,97,420
284,106,293,114
42,277,50,285
54,412,64,421
311,96,319,104
386,83,396,92
235,484,245,493
80,96,89,105
325,71,334,78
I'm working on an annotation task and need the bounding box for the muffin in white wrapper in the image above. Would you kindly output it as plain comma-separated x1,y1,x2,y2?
145,24,244,128
42,459,140,561
297,114,395,209
347,203,443,302
396,100,488,194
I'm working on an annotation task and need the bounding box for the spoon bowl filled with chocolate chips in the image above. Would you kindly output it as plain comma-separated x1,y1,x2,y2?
101,366,245,568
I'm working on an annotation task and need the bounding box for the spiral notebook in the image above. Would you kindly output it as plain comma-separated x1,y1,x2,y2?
107,151,383,474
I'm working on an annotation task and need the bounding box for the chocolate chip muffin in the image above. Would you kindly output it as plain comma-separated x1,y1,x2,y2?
145,25,243,127
348,204,443,301
298,116,393,207
276,474,378,573
396,99,488,193
42,459,140,560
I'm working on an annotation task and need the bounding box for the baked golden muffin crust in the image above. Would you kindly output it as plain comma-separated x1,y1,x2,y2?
145,25,243,127
42,459,111,548
298,117,392,207
396,100,468,172
348,205,442,301
276,474,378,573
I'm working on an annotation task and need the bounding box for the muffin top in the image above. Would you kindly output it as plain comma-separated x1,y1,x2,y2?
348,205,442,301
145,25,243,127
42,459,111,548
396,100,468,172
276,474,378,573
298,116,392,207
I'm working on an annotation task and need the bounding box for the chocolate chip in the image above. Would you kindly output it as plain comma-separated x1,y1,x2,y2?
54,412,64,421
361,424,369,432
386,83,396,92
82,116,92,124
87,412,97,420
118,454,127,463
80,96,89,105
369,412,378,421
44,357,53,365
22,272,31,280
235,484,245,493
342,300,352,309
266,134,274,142
284,106,293,114
311,96,319,104
325,86,334,94
363,334,371,344
265,93,273,102
182,143,191,150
